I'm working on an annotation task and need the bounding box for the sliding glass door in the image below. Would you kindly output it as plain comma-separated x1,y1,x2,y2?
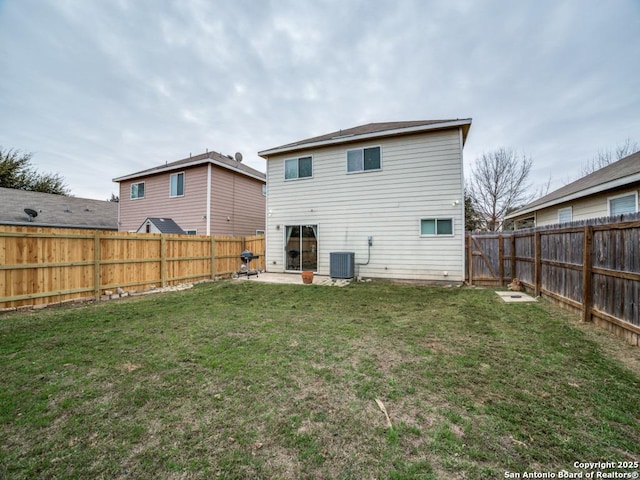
285,225,318,272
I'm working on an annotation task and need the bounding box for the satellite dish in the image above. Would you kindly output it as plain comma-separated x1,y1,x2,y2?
24,208,38,221
234,152,243,162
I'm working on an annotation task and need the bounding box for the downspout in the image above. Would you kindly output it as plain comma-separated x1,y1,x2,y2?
459,127,465,281
206,163,212,236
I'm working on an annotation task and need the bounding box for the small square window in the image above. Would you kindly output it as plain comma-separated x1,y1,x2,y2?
609,192,637,215
131,182,145,199
421,218,453,236
558,207,572,223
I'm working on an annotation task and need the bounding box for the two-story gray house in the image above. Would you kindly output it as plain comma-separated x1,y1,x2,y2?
258,119,472,282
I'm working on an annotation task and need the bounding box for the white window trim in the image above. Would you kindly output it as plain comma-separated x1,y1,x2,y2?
284,155,313,181
131,181,145,200
558,206,573,223
607,191,638,216
346,145,382,174
170,172,185,198
419,217,455,237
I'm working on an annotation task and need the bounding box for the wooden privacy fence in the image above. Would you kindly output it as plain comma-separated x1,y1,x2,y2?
467,213,640,346
0,226,265,309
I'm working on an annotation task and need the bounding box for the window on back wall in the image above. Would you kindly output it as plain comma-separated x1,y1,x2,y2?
131,182,145,199
347,146,381,173
608,192,637,216
170,172,184,197
284,156,312,180
420,218,454,236
558,207,573,224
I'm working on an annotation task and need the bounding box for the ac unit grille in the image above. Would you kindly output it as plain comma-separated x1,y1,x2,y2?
330,252,355,279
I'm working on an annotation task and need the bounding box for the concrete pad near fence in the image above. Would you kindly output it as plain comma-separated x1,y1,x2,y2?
233,272,352,287
496,291,538,303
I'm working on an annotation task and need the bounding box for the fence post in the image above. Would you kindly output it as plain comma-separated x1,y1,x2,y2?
94,230,101,301
534,231,541,297
582,226,594,322
467,234,473,285
160,235,167,288
498,235,504,287
210,235,216,280
511,235,516,283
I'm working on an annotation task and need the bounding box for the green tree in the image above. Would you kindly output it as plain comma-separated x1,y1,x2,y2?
0,147,69,195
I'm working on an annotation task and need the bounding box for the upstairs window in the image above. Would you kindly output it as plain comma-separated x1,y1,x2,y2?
131,182,145,199
609,192,637,215
170,172,184,197
285,156,313,180
347,146,381,173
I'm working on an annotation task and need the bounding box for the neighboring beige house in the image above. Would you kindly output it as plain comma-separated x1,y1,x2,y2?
0,187,117,230
258,119,472,282
113,151,266,236
506,150,640,229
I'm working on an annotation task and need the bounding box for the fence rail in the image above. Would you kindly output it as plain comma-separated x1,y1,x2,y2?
467,214,640,346
0,226,265,309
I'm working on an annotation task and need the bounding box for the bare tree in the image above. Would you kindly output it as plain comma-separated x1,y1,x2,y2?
467,148,534,231
580,138,639,176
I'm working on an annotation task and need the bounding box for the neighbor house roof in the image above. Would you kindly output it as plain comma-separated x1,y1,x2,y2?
0,187,118,230
138,217,186,234
506,150,640,219
258,119,472,157
113,150,266,183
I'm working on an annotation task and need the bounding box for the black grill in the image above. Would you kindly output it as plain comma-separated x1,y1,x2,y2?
235,250,260,278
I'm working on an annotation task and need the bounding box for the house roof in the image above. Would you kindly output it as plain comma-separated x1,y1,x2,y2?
139,217,186,234
113,150,266,183
258,119,472,157
506,150,640,219
0,187,118,230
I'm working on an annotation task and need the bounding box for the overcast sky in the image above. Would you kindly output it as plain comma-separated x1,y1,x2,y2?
1,0,638,200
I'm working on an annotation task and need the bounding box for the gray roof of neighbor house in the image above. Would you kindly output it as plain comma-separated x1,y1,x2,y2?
113,150,266,183
258,119,472,157
139,217,186,234
506,150,640,219
0,187,118,230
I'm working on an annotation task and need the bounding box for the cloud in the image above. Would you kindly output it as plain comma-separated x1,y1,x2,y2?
0,0,638,199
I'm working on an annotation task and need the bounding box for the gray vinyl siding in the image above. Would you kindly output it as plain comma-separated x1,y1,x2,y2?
265,129,465,281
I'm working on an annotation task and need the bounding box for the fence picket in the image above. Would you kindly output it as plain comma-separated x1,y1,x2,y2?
0,226,264,309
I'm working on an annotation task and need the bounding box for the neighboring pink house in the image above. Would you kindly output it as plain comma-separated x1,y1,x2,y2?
113,151,266,236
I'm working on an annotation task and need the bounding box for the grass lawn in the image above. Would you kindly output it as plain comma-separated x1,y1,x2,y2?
1,281,639,479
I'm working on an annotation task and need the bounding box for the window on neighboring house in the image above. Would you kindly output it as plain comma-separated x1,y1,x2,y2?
256,229,265,235
347,146,381,173
558,207,573,224
609,192,637,215
262,184,267,196
420,218,454,236
131,182,145,199
170,172,184,197
185,229,197,235
284,156,313,180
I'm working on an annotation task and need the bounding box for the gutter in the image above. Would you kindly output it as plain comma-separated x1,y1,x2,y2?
0,221,117,230
258,119,472,158
113,158,266,183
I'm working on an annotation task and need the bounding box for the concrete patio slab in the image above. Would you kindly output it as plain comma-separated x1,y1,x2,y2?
233,272,352,287
496,291,537,303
